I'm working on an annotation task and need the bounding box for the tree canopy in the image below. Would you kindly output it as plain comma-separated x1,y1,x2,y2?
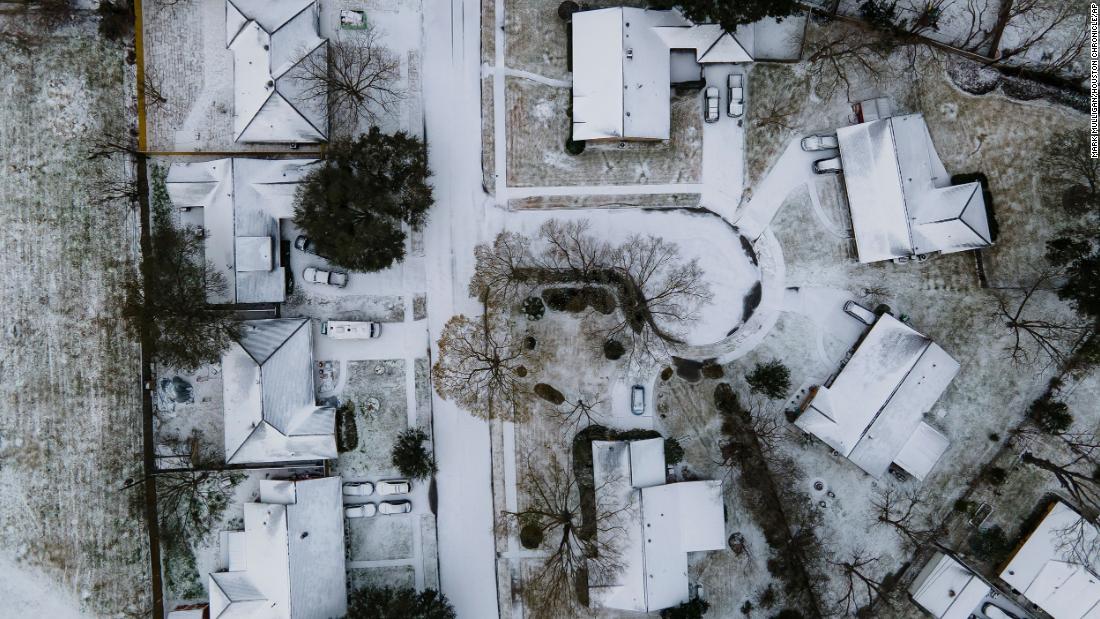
346,586,455,619
669,0,798,33
746,359,792,399
391,427,437,480
293,128,433,272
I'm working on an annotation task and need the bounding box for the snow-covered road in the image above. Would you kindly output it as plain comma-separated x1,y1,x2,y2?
422,0,502,615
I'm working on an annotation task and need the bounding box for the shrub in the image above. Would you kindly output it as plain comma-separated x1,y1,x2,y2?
758,584,777,608
746,360,791,400
985,466,1008,486
522,296,545,320
740,600,754,615
543,287,585,312
603,339,625,360
346,586,455,619
519,523,544,549
534,383,566,405
98,0,134,41
660,367,674,381
1028,397,1073,434
335,401,359,453
701,360,724,379
968,525,1010,562
664,437,685,465
565,138,586,155
391,428,437,480
523,336,537,350
772,610,804,619
660,597,710,619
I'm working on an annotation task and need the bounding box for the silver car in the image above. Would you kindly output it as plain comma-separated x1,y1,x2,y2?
727,74,744,118
812,156,843,174
379,500,412,515
345,504,377,518
703,87,720,123
377,480,411,496
801,133,839,151
630,385,645,415
303,266,348,288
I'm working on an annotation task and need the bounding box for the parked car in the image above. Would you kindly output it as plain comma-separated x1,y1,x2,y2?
322,321,381,339
800,133,839,151
345,504,377,518
303,266,348,288
727,74,744,118
842,300,876,326
379,500,413,515
630,385,645,415
293,234,320,256
342,481,374,496
981,603,1019,619
703,87,720,123
812,156,843,174
376,480,411,496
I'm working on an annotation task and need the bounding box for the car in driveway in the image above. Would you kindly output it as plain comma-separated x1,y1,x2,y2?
377,480,411,496
812,156,843,174
843,300,876,325
303,266,348,288
800,133,839,151
727,73,744,118
345,504,377,518
630,385,645,415
379,500,413,515
703,87,720,123
342,481,374,496
321,321,381,339
293,234,323,256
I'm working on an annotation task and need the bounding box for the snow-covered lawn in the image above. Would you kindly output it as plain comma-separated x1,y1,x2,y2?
0,20,149,619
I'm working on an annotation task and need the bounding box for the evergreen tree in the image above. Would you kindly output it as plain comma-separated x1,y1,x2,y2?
391,427,437,480
346,586,455,619
746,359,792,400
293,128,433,272
669,0,798,33
661,597,710,619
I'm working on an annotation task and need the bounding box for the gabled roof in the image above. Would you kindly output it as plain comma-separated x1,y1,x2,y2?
209,477,347,619
571,8,753,141
796,314,959,479
588,439,725,612
222,318,336,465
226,0,327,143
835,113,992,263
166,158,317,304
1001,501,1100,619
909,552,991,619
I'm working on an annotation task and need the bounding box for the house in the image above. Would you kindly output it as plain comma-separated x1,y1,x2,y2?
909,552,992,619
587,438,725,612
226,0,328,143
1000,501,1100,618
222,318,337,465
166,158,317,304
571,8,753,141
834,113,992,264
209,477,347,619
795,313,958,480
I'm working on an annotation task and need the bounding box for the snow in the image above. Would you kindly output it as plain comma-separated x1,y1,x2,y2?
909,552,991,619
0,556,99,619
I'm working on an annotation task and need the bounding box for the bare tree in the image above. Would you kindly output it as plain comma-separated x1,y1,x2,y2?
870,486,941,549
469,230,535,304
805,23,896,100
986,0,1086,71
547,396,604,433
504,452,629,618
1022,452,1100,518
294,30,404,128
829,550,890,617
432,312,535,422
143,67,168,109
153,469,244,545
86,125,139,160
994,271,1089,368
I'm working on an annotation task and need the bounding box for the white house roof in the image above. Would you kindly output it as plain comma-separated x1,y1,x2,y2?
588,439,725,612
835,114,992,263
796,313,959,478
166,158,317,304
222,318,336,465
227,0,327,143
209,477,347,619
909,552,991,619
1001,502,1100,619
571,8,752,141
892,421,950,481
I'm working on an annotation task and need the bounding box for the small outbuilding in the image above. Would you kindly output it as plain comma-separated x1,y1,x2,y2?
909,552,991,619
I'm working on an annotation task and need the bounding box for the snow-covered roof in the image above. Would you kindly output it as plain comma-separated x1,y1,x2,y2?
222,318,336,465
166,158,317,304
166,610,206,619
909,552,991,619
1000,501,1100,618
209,476,347,619
835,114,992,263
892,421,950,481
588,439,725,612
227,0,327,143
571,8,752,141
795,313,959,479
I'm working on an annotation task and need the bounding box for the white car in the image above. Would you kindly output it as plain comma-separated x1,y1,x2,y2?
630,385,645,416
376,480,411,496
342,481,374,496
727,74,744,118
800,133,839,151
843,301,876,326
303,266,348,288
703,87,720,123
345,504,377,518
379,500,413,515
